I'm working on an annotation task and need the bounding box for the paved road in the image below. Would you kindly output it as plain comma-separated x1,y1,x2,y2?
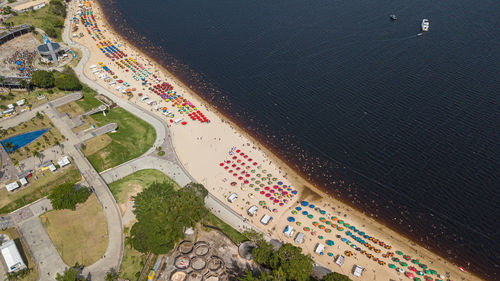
10,198,67,280
101,155,191,187
77,122,118,142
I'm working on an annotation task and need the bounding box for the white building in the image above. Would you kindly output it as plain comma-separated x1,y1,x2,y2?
57,156,71,167
5,182,20,192
0,240,27,272
19,178,28,186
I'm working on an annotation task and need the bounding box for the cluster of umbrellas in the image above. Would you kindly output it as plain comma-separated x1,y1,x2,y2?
149,83,206,123
387,251,445,281
81,2,104,41
97,40,126,60
220,148,297,206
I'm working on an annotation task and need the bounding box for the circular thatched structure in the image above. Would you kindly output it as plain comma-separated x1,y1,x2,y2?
194,242,210,256
187,272,203,281
174,255,191,269
191,256,207,271
171,271,187,281
207,256,224,271
238,241,256,260
179,241,194,254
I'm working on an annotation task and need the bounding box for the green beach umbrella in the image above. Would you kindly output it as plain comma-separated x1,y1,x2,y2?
389,264,396,269
421,264,428,269
397,251,403,255
393,258,400,262
308,214,313,219
401,262,408,267
319,236,324,239
414,278,421,281
430,270,437,275
345,223,350,228
412,259,420,264
417,271,424,276
425,270,431,275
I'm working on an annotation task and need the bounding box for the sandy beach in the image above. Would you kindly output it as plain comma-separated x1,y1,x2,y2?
72,1,482,280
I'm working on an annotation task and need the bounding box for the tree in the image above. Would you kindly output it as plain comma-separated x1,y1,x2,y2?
31,71,54,88
269,244,313,281
55,73,82,91
130,181,208,254
240,268,286,281
322,272,352,281
252,239,275,266
49,0,66,17
18,79,30,92
105,268,118,281
48,183,91,210
55,267,85,281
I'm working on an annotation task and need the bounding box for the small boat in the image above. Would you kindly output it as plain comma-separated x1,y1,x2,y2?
421,19,429,31
390,14,397,21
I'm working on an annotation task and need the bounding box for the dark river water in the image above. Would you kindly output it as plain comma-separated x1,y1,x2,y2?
97,0,500,279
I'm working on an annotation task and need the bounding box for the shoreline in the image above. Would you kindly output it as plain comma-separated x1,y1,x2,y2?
78,1,483,280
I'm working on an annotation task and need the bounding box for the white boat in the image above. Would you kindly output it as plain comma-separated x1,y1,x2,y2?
421,19,429,32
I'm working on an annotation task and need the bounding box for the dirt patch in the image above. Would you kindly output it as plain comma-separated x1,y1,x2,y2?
118,183,142,215
83,134,112,155
0,33,40,77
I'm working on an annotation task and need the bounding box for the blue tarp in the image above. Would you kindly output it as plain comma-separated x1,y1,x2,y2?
1,129,49,152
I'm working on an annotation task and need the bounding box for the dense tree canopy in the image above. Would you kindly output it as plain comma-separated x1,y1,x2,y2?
130,181,208,254
270,244,313,281
55,73,82,91
249,241,313,281
30,70,54,88
48,183,90,210
49,0,66,17
321,272,351,281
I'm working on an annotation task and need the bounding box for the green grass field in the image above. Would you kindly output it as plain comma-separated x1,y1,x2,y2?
5,5,65,41
0,228,39,281
40,194,108,266
108,169,181,204
85,107,156,172
0,166,81,214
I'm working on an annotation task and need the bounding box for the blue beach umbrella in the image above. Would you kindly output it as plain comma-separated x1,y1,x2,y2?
287,217,295,222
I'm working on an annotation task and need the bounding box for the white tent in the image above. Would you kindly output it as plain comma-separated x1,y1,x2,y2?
283,225,294,237
57,156,70,167
227,193,238,203
314,243,324,255
247,205,258,216
5,182,19,192
0,240,26,272
353,265,364,277
260,214,272,225
19,178,28,186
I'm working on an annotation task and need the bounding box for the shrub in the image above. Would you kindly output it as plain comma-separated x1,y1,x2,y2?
48,183,91,210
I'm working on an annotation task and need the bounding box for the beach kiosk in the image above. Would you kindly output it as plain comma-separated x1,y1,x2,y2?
283,225,294,237
247,205,258,216
353,265,364,277
294,232,305,244
260,214,272,225
228,193,238,203
335,255,345,266
314,243,325,255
